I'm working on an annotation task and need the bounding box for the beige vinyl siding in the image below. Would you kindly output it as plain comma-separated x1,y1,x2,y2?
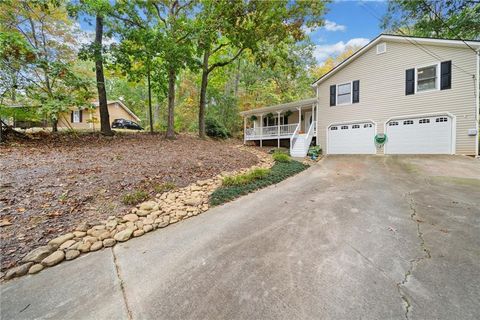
316,41,478,155
58,102,139,130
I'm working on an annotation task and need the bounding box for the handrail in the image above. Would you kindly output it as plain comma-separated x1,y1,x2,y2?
304,121,315,154
290,123,301,150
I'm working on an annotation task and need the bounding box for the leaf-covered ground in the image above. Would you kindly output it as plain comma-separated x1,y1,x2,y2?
0,132,259,272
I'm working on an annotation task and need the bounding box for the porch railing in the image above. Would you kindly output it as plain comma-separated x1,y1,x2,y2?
245,123,299,139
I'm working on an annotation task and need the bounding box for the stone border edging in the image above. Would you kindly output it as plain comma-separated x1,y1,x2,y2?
2,146,273,281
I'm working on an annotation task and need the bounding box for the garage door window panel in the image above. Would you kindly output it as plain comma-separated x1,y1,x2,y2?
337,83,352,105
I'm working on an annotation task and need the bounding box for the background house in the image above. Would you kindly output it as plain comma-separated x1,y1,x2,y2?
58,101,141,130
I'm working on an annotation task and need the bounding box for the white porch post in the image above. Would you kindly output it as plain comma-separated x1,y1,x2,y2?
297,107,302,132
243,116,247,145
277,111,281,148
259,114,263,148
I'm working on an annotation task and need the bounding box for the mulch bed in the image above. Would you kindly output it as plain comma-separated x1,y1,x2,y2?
0,132,259,271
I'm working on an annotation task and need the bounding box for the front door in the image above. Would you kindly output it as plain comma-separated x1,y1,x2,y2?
304,111,312,132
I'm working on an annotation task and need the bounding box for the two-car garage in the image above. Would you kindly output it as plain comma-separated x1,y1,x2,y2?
326,114,454,155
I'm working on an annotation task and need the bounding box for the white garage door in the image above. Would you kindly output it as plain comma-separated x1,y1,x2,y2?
327,122,376,154
385,115,453,154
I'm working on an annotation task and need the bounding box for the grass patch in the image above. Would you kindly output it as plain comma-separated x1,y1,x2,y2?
210,160,308,206
222,168,270,186
154,182,176,193
272,152,291,163
122,190,149,205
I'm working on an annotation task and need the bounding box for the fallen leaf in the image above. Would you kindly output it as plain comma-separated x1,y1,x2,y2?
0,219,12,227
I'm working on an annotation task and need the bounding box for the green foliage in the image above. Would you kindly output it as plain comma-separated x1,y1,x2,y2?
205,116,229,139
307,145,322,157
211,160,308,206
382,0,480,40
272,152,292,163
222,168,271,186
122,190,149,205
153,182,176,194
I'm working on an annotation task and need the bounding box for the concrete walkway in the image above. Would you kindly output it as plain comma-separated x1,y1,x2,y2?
2,156,480,319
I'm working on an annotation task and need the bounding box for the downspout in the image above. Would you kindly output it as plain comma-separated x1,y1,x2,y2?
476,50,479,156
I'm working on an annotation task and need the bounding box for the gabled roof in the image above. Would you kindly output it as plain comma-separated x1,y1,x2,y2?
239,98,317,116
312,33,480,87
92,100,141,122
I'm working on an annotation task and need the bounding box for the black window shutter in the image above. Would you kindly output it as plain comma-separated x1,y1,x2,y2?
405,68,415,95
440,60,452,90
70,111,74,123
352,80,360,103
329,85,336,106
79,110,83,122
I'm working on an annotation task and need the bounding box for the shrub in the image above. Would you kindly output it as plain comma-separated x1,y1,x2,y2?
205,117,229,139
222,168,270,186
272,152,291,163
154,182,176,194
307,146,322,158
122,190,149,205
211,160,308,206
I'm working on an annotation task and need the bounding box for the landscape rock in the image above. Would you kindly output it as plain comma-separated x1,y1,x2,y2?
83,236,97,244
184,198,203,206
59,240,76,250
98,231,111,241
103,238,116,247
75,222,89,232
41,251,65,267
73,231,87,238
90,241,103,251
135,209,150,217
139,201,158,211
21,245,54,263
143,225,153,233
65,250,80,260
133,229,145,237
48,233,75,248
114,229,133,242
143,218,154,225
123,214,139,222
77,242,91,253
105,220,118,230
28,264,44,274
5,262,34,280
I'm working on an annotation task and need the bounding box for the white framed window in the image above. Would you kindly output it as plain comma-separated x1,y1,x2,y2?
364,123,372,128
330,126,338,131
403,120,414,125
436,117,448,123
389,121,399,126
419,119,430,124
416,64,439,92
352,124,360,129
341,125,349,130
337,82,352,105
72,110,81,123
376,42,386,54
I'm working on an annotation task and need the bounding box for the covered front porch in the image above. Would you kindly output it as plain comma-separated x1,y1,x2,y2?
240,98,317,148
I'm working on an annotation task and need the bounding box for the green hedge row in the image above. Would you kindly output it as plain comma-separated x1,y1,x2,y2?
209,160,308,206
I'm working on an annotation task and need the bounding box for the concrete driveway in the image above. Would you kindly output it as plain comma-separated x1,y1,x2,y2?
1,156,480,320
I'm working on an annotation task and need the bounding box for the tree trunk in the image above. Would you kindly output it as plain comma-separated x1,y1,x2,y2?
95,15,113,136
198,45,210,139
147,60,154,134
52,118,58,132
234,58,241,97
165,67,176,140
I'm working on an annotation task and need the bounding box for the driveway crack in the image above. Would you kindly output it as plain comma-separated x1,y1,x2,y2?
111,248,133,320
397,192,431,320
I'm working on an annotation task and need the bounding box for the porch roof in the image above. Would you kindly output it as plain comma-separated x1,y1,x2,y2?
239,98,317,116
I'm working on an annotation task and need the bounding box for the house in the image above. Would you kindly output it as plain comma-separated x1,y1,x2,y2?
240,34,480,156
58,100,141,130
